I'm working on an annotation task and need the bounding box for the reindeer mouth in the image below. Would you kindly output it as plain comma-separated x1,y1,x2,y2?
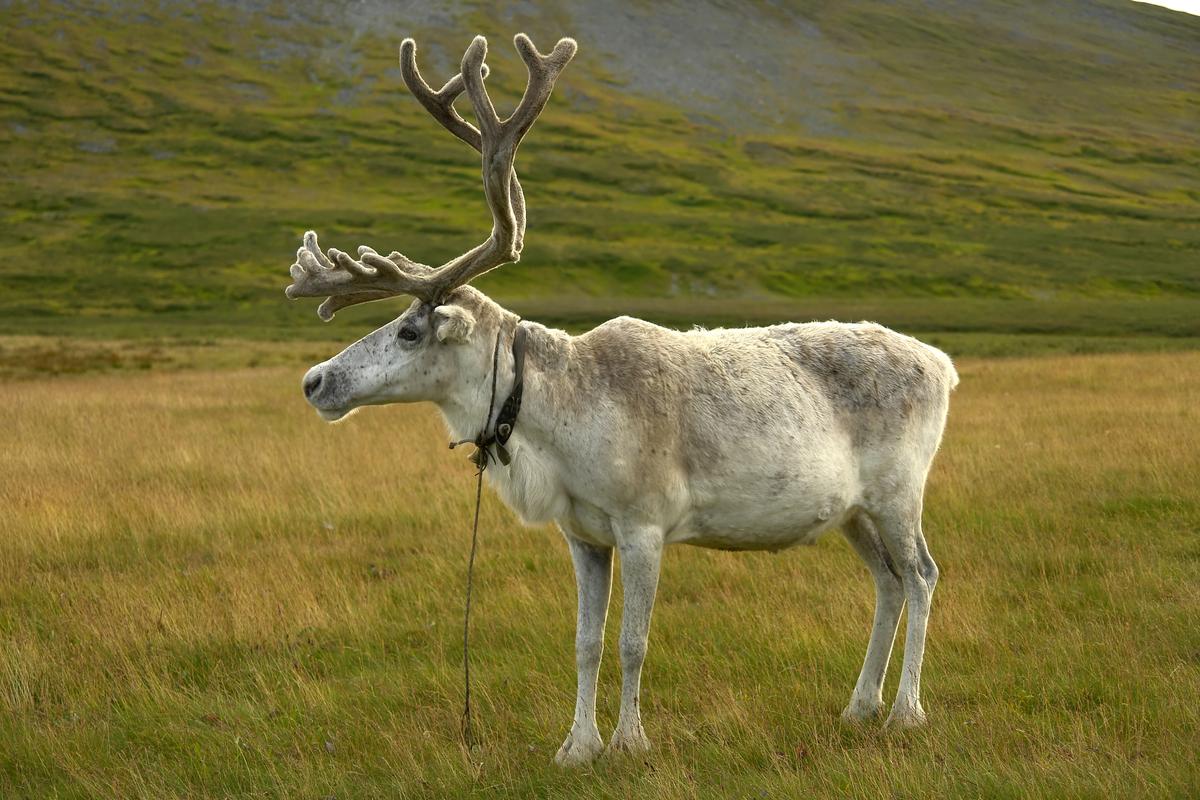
315,406,353,423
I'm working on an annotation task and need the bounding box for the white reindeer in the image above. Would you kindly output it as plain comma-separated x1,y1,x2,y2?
286,34,958,766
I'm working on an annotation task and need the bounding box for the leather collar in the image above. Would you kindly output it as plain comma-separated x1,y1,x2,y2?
492,322,527,457
451,321,528,469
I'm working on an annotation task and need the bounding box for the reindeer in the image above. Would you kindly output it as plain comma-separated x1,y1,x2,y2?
286,34,959,766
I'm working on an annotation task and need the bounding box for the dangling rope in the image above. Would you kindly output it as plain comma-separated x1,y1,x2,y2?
460,454,487,749
451,330,502,750
448,321,528,749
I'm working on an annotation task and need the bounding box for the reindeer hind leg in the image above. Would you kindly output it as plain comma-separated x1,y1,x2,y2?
870,500,937,728
841,512,905,722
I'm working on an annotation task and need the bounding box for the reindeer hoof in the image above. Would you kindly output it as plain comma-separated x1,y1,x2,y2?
841,698,886,724
554,727,604,767
605,724,651,758
884,703,928,730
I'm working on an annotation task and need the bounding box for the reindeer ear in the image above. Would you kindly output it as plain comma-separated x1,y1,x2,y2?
432,304,476,344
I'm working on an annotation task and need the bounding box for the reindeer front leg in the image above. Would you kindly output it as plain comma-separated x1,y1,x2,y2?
608,525,663,757
555,531,613,766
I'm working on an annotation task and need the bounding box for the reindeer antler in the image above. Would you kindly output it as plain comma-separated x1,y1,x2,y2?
286,33,577,320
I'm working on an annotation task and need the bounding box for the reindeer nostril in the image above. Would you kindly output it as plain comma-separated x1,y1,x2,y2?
303,372,323,399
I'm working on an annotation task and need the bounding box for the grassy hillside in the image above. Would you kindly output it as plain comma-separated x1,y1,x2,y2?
2,0,1199,342
2,352,1197,797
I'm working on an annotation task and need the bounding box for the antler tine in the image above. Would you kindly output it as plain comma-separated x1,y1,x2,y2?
508,34,579,144
399,38,489,152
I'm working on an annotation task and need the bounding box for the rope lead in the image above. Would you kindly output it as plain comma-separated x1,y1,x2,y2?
452,322,527,750
458,328,503,750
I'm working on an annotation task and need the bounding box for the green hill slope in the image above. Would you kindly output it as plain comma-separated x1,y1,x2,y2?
2,0,1198,341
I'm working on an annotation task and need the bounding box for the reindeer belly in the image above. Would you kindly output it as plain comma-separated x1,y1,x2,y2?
668,447,858,552
670,493,854,551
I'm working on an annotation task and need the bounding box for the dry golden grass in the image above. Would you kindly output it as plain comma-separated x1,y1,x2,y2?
1,352,1198,798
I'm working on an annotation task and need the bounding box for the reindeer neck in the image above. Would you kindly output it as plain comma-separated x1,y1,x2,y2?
435,314,574,454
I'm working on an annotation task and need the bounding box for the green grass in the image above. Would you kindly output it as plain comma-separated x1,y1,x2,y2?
2,1,1199,343
1,352,1197,797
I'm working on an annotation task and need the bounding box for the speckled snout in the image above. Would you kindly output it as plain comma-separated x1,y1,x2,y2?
300,362,352,421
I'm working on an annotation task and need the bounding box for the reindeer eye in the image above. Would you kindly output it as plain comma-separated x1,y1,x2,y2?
397,326,420,343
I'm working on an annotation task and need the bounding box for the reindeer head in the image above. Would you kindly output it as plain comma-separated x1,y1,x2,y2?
286,34,576,421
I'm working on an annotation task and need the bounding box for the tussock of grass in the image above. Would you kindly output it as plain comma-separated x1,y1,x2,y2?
1,352,1197,797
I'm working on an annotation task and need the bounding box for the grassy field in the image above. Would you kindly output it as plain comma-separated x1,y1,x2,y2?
2,350,1197,798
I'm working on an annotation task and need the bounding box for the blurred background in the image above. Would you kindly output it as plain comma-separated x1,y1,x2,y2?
3,0,1198,366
